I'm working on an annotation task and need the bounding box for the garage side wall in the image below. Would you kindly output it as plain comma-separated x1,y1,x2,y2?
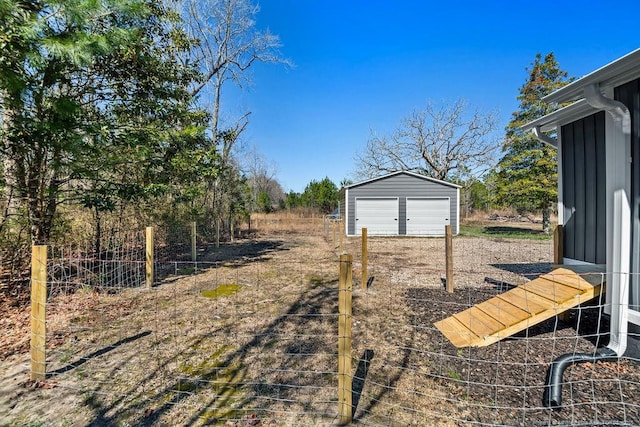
346,174,459,236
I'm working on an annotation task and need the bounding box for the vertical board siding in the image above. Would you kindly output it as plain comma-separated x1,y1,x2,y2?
595,115,607,264
615,78,640,308
346,172,459,236
562,124,576,260
574,118,586,261
560,111,606,264
583,115,597,263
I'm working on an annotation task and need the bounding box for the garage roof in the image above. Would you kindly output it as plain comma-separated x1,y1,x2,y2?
345,171,461,189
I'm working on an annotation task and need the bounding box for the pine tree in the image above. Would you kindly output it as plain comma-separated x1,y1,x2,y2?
494,53,572,232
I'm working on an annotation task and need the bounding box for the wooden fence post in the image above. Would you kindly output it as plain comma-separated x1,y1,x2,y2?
31,245,47,381
445,225,454,293
554,224,563,265
338,253,353,424
361,228,368,290
191,221,197,262
339,220,344,253
146,226,154,288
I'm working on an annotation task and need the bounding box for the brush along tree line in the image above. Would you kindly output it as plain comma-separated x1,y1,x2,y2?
0,0,287,259
1,0,569,292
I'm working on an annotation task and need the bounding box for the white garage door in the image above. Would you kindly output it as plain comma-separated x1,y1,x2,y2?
356,198,398,235
406,198,450,235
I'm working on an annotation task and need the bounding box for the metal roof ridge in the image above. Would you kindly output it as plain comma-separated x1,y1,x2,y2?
345,170,461,189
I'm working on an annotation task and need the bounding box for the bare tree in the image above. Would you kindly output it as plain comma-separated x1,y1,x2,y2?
356,99,499,181
243,146,283,212
176,0,290,241
179,0,290,144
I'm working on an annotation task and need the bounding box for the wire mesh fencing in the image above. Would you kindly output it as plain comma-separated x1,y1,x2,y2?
32,227,345,425
12,220,640,426
337,232,640,426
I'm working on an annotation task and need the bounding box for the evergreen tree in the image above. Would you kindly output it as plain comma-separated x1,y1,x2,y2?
494,53,572,232
0,0,208,244
301,178,339,213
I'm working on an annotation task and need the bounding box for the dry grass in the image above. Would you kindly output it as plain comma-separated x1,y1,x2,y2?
1,218,456,426
1,215,637,426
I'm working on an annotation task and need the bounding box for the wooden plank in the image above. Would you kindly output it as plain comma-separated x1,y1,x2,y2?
475,298,529,325
475,283,602,348
338,253,353,424
31,245,47,381
540,274,587,291
453,306,505,338
541,269,591,290
497,288,551,314
434,269,605,348
520,279,578,303
434,316,479,348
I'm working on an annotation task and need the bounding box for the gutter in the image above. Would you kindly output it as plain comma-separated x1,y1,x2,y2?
531,126,557,148
543,83,631,409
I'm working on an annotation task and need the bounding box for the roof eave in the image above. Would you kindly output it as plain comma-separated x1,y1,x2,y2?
521,99,598,132
543,48,640,104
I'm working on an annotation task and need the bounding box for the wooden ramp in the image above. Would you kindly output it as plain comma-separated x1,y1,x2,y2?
434,268,603,348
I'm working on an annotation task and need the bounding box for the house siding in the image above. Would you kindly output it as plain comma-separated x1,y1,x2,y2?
345,172,459,236
615,78,640,308
560,111,607,264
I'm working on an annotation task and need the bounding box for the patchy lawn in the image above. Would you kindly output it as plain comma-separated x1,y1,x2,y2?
1,225,638,426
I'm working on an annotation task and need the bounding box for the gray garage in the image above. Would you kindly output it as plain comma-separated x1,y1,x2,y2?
343,171,460,236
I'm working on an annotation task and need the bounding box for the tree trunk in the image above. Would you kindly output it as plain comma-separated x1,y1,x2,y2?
212,75,222,157
2,157,20,224
1,103,21,226
23,142,61,245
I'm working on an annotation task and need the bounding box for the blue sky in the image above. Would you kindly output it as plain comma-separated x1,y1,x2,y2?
222,1,640,193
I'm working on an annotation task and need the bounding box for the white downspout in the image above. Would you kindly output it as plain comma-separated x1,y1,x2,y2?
584,83,631,356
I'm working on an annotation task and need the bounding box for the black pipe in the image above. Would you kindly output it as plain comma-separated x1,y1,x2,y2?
542,347,618,410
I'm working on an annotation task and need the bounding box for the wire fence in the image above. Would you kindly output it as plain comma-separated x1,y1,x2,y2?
8,218,640,425
333,226,640,426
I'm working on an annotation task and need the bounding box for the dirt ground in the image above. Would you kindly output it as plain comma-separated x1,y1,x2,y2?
1,221,639,426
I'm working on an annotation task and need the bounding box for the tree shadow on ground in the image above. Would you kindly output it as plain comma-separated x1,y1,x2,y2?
483,226,549,236
351,332,413,423
158,239,289,264
154,239,290,286
78,276,343,425
47,331,151,378
352,349,374,417
490,262,553,280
